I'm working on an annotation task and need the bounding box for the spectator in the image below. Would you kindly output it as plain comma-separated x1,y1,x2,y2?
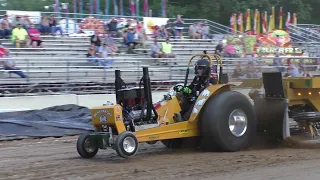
49,14,63,36
90,30,102,52
188,23,200,39
161,38,175,58
23,16,32,30
28,24,43,48
150,38,161,58
232,62,245,79
0,15,11,39
201,23,210,39
11,15,24,28
165,20,174,37
103,34,118,56
11,24,29,48
153,25,160,38
1,49,27,78
98,42,115,67
245,62,260,78
272,52,285,72
215,40,224,56
40,16,50,35
286,62,301,77
87,44,97,58
159,25,169,39
174,14,184,39
137,25,148,51
223,42,237,58
107,18,118,37
124,27,138,54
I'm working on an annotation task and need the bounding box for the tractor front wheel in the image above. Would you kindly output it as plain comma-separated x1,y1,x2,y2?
114,131,139,158
200,91,256,152
77,133,99,158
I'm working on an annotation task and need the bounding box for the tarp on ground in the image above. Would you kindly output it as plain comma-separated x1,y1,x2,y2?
0,104,95,141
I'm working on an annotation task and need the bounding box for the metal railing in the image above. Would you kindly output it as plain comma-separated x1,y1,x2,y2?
1,56,319,96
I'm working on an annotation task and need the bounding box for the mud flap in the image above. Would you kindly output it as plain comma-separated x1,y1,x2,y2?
254,72,290,142
254,98,290,142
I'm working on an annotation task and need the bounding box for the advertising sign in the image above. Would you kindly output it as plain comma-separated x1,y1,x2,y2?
6,10,41,24
143,17,169,35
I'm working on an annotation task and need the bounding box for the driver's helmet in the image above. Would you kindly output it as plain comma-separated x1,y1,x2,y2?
195,58,210,77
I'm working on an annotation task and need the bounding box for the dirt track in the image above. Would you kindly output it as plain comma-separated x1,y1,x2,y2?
1,136,320,180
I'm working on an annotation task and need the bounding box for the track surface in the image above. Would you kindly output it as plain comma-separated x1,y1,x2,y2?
1,136,320,180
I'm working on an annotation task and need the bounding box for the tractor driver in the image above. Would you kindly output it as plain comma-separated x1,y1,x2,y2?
176,58,217,121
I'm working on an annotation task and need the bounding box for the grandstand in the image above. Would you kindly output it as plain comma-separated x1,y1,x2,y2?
0,34,221,96
0,12,319,97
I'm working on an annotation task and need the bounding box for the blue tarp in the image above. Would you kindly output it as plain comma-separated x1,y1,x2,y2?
0,104,95,141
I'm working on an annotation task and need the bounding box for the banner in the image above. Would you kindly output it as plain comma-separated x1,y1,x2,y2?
256,30,305,57
143,17,169,34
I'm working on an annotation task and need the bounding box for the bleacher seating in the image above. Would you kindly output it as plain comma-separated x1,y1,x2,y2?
0,35,220,90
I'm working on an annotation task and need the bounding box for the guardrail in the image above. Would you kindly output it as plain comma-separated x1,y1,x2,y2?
1,56,319,96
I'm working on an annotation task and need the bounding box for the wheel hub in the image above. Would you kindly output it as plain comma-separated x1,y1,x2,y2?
123,137,136,153
84,138,95,153
228,109,248,137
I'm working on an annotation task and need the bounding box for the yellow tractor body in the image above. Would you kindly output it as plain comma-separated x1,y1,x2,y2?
76,54,256,158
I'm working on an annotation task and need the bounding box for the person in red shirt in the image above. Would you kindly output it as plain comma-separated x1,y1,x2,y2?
27,24,43,48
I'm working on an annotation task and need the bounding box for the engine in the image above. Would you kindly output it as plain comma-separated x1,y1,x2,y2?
117,87,151,128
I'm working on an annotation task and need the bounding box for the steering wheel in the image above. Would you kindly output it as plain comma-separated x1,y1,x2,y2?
173,84,185,92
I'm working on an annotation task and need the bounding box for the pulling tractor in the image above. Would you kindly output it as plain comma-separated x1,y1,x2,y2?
76,53,257,159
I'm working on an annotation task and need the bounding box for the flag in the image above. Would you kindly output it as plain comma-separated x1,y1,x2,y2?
73,0,77,14
130,0,135,16
89,0,93,14
286,12,291,27
55,0,60,17
136,0,140,16
230,13,236,34
162,0,167,17
264,11,268,31
245,9,251,32
293,13,297,25
257,11,260,35
113,0,118,15
96,0,100,15
253,9,258,34
271,6,275,30
279,7,283,29
261,13,267,34
105,0,110,15
268,15,273,32
120,0,123,15
144,0,148,17
237,13,243,33
94,0,97,12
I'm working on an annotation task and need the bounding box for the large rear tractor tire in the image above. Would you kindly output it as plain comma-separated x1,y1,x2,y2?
200,90,256,152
